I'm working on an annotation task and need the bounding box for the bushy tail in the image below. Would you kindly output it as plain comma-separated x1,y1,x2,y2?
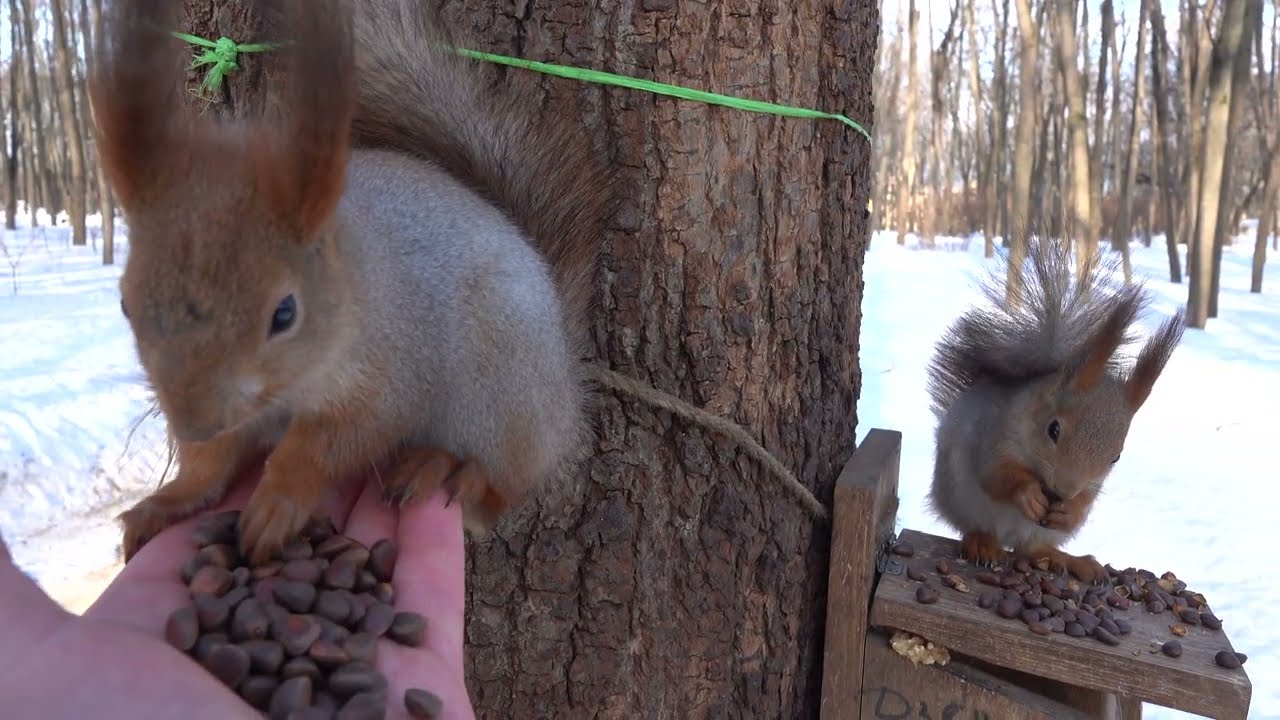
348,0,614,348
926,238,1164,418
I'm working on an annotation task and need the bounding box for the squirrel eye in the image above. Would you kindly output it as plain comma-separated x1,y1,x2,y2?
1112,455,1121,464
119,298,130,320
1047,420,1061,443
269,294,297,337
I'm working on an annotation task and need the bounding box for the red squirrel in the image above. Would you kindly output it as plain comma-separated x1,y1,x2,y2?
89,0,613,563
926,239,1184,582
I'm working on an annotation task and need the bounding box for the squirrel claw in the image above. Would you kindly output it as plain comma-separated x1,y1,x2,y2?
960,531,1003,566
238,482,320,565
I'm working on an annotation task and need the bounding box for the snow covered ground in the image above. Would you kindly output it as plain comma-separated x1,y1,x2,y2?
0,206,169,611
0,207,1275,715
861,231,1280,719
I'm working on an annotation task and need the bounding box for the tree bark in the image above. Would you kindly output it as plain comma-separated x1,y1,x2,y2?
1092,0,1113,246
15,0,48,223
82,0,117,263
3,7,18,230
1052,0,1096,270
1009,0,1039,296
1149,1,1182,282
1188,0,1248,328
178,0,872,716
897,0,920,243
1208,0,1261,317
50,0,89,246
1113,0,1149,286
1252,0,1279,292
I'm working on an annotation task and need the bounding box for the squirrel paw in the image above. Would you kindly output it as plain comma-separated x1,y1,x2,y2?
118,484,223,562
1013,483,1050,523
119,499,185,563
380,447,460,507
960,531,1003,567
238,475,323,565
381,448,508,531
1063,553,1108,584
1020,545,1108,585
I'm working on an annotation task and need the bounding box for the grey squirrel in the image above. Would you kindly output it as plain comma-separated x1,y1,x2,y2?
926,239,1184,582
89,0,613,563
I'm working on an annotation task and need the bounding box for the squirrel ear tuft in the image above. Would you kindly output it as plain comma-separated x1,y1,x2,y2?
255,0,355,239
1067,290,1142,393
88,0,187,210
1124,310,1185,411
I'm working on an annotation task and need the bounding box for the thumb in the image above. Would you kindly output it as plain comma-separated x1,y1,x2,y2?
0,531,72,653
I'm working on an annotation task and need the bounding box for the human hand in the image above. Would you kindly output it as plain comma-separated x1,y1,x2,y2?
0,467,475,719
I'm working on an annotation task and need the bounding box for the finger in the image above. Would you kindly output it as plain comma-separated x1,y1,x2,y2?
338,475,398,549
0,531,72,644
391,485,467,670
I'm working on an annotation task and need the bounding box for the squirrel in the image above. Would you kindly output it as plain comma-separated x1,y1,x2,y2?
89,0,613,564
925,238,1184,583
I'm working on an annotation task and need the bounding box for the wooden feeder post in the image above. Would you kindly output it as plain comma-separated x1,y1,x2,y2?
818,428,1253,720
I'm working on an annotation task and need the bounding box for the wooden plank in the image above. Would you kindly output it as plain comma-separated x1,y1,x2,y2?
819,428,902,720
969,657,1144,719
870,529,1252,720
860,628,1094,720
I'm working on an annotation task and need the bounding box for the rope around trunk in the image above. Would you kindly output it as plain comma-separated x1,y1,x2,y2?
587,365,830,523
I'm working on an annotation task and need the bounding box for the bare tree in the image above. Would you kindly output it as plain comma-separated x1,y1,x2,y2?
1207,0,1262,317
49,0,89,245
1253,0,1279,292
1051,0,1097,271
923,0,960,244
81,0,117,263
1113,0,1150,284
3,1,18,230
1008,0,1039,294
896,0,920,243
1092,0,1113,244
1149,0,1183,282
1188,0,1249,328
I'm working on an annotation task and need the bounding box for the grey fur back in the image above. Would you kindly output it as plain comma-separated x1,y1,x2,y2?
926,239,1147,420
347,0,614,358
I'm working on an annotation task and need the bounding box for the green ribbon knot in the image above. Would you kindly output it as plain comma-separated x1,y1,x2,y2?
171,31,282,97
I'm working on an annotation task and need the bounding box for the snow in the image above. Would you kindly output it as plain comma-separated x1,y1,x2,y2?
0,206,1276,716
0,205,169,608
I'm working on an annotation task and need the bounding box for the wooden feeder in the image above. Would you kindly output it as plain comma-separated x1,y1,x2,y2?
818,429,1253,720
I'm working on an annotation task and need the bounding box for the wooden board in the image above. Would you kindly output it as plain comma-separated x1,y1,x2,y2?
869,529,1252,720
860,628,1094,720
819,428,902,720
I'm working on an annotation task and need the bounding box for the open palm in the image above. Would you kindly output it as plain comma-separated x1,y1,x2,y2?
0,468,475,720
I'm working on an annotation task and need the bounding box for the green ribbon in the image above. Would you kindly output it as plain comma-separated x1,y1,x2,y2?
454,48,871,142
164,31,870,141
171,32,282,97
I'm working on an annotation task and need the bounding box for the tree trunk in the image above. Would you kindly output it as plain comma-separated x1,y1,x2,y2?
1253,160,1278,293
3,10,18,230
1092,0,1113,245
925,2,959,244
1052,0,1096,270
1188,0,1248,329
14,0,48,223
972,0,1003,254
897,0,920,243
1009,0,1039,296
1113,0,1150,285
82,0,117,263
1149,0,1182,282
992,0,1012,246
1208,0,1261,317
180,0,872,717
50,0,89,246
